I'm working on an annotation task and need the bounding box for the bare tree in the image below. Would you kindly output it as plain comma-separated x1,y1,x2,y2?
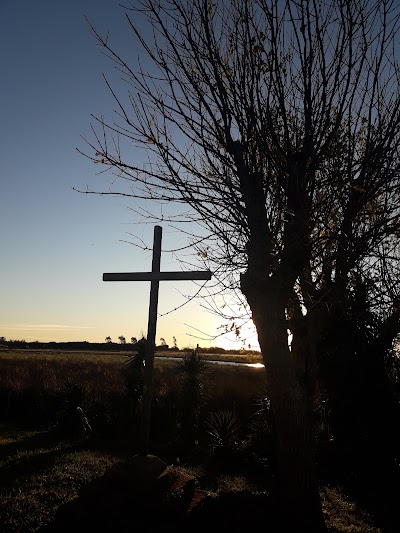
81,0,400,528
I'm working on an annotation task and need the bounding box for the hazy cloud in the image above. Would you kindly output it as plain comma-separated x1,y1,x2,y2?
0,324,94,330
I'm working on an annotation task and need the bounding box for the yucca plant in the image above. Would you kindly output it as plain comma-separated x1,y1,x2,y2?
247,384,274,458
177,348,209,447
205,409,241,455
179,348,209,377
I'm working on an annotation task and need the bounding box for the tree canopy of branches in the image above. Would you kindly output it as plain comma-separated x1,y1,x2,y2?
82,0,400,529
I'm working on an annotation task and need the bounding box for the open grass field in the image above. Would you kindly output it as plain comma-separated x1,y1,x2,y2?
0,349,267,421
0,349,384,531
0,348,265,414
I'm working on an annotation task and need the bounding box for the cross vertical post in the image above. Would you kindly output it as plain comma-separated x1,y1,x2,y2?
141,225,162,455
103,225,212,456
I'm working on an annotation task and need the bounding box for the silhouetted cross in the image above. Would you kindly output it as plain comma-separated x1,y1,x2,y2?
103,225,212,455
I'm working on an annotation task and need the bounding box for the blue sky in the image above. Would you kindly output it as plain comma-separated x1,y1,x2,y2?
0,0,258,350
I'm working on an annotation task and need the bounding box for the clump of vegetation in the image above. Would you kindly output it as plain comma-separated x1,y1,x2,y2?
205,410,241,458
123,336,146,410
247,386,274,461
50,380,92,436
177,348,209,447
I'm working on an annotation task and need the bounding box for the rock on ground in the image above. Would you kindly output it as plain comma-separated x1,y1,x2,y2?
40,454,273,532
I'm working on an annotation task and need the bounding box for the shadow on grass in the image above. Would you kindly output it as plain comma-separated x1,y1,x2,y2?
0,427,86,490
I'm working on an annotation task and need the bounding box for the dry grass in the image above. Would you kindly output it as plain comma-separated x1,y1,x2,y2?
0,350,266,420
321,486,381,532
0,350,127,399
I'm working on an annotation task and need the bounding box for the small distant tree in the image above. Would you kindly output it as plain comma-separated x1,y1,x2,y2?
131,336,138,344
105,336,112,344
157,337,169,350
172,336,178,350
118,335,126,344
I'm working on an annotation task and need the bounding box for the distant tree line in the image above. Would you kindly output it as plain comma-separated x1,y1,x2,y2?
0,336,260,355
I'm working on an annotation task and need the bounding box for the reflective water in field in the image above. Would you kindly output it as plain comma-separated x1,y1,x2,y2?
155,356,264,369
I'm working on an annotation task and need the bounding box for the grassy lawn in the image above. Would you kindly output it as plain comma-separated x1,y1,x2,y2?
0,425,120,532
0,427,381,532
0,350,385,531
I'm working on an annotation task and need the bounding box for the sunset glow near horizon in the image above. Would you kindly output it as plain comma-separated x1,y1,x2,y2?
0,0,260,351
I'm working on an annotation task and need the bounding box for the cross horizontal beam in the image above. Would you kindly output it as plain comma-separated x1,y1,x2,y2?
103,271,212,282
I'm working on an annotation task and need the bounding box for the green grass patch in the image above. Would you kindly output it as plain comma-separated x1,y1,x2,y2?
0,426,120,532
0,425,380,532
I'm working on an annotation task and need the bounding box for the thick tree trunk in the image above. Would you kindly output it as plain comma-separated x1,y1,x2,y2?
251,302,327,530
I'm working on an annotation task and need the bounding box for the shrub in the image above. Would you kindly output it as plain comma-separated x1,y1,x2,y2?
205,409,241,456
50,380,91,436
177,349,209,446
247,385,274,461
123,336,146,414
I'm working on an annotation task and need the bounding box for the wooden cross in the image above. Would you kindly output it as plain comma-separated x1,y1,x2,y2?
103,225,212,455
